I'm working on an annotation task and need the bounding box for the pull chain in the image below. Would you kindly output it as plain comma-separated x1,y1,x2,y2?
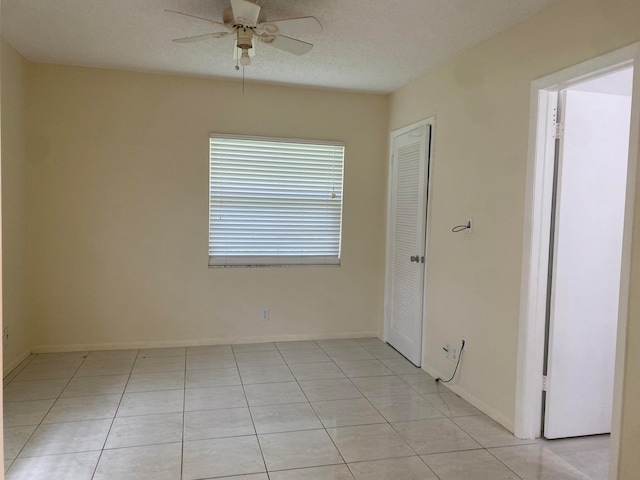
234,54,245,95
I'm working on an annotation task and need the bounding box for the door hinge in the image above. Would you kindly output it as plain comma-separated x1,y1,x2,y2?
542,375,548,392
554,122,564,140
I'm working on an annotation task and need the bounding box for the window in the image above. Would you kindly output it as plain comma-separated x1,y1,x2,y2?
209,134,345,267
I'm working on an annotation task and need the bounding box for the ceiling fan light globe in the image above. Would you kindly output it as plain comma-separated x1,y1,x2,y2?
240,50,251,66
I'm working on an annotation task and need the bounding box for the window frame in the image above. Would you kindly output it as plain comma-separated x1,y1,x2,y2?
208,133,346,268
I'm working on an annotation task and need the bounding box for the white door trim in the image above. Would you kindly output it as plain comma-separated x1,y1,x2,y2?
515,43,640,480
383,117,436,368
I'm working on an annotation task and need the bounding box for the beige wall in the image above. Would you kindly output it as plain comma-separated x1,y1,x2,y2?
391,0,640,439
25,64,389,350
620,64,640,480
1,39,31,373
0,22,8,474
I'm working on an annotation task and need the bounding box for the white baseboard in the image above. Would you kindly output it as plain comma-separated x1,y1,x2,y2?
421,363,515,433
31,331,380,354
3,348,32,378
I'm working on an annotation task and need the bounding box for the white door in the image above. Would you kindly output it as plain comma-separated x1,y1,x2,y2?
384,122,430,366
544,78,632,439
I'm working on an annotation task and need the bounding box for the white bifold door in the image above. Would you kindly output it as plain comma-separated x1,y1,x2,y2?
384,122,431,366
544,76,632,438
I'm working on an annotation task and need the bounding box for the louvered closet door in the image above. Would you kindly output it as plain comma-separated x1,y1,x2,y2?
385,124,430,366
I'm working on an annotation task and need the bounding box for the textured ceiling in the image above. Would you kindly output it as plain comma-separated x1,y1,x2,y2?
2,0,558,94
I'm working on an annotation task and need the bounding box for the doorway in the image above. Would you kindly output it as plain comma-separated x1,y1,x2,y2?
516,43,640,479
383,118,433,366
543,68,633,439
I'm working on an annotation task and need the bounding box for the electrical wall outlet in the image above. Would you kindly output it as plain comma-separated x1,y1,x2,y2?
465,218,473,234
3,327,9,346
262,308,269,321
443,342,464,361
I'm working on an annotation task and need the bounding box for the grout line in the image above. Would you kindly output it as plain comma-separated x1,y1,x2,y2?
484,447,526,480
6,353,39,380
289,340,351,475
98,438,183,452
8,352,89,464
89,349,139,480
232,344,270,477
265,460,349,476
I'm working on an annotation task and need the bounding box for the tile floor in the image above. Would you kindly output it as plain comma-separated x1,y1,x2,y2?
2,337,610,479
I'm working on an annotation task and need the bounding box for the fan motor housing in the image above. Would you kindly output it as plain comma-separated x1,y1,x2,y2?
236,28,253,50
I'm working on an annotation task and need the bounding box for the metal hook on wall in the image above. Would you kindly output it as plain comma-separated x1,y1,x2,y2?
452,218,473,234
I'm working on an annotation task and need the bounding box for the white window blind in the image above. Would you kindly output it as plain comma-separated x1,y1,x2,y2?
209,134,345,267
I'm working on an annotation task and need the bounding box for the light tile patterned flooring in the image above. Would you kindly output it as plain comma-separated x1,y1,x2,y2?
2,337,609,479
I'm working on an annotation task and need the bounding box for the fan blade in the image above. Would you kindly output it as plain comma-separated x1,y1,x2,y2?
266,35,313,56
230,0,261,25
173,33,224,43
165,10,227,28
263,17,322,36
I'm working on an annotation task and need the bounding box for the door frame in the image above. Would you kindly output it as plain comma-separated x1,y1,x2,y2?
383,117,436,367
515,43,640,479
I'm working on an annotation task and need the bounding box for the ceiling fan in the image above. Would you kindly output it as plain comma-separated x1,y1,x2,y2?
167,0,322,67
